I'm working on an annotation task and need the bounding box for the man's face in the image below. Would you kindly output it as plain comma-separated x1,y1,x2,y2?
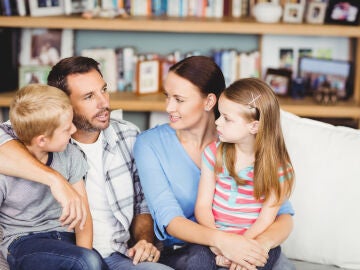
66,69,110,136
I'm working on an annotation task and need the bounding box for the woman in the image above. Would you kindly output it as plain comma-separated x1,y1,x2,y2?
133,56,294,270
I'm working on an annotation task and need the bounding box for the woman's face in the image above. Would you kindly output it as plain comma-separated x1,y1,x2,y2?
163,72,209,130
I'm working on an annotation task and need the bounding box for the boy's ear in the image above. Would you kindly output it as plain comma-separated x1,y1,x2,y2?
33,135,47,147
204,93,217,111
248,120,259,134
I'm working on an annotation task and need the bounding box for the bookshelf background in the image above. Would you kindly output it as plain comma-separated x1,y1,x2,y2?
0,15,360,129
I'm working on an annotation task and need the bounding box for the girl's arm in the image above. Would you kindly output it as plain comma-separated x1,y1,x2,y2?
255,213,293,251
71,179,93,249
243,191,280,240
195,160,217,229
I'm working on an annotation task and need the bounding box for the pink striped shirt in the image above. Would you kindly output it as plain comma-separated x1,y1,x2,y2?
203,141,289,235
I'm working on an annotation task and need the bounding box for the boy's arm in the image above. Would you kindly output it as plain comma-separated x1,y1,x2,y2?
195,160,217,229
243,192,280,240
71,179,93,249
0,140,87,230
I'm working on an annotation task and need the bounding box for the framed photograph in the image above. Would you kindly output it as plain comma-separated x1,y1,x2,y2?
264,68,292,96
306,2,327,24
29,0,65,16
19,29,74,66
136,60,161,95
283,3,305,23
299,57,353,99
19,65,52,88
324,0,360,25
64,0,88,15
81,48,117,92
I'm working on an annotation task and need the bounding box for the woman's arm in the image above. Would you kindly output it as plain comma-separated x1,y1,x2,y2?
195,160,217,229
0,140,87,230
72,180,93,249
167,216,267,269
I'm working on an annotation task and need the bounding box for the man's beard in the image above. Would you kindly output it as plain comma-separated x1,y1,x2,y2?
73,109,110,132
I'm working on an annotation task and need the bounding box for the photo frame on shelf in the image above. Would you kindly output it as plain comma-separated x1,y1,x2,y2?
29,0,65,16
18,65,52,88
298,57,353,99
265,68,292,96
136,60,161,95
324,0,360,25
283,3,305,23
81,48,117,92
306,2,327,24
64,0,88,15
19,29,74,67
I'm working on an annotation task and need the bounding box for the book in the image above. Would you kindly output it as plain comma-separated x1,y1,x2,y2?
16,0,26,16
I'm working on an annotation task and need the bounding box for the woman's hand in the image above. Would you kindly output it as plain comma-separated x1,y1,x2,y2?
214,231,268,269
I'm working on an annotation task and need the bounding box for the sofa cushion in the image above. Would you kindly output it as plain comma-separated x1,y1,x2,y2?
280,110,360,269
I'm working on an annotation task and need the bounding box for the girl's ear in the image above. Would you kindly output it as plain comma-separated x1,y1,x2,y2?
204,93,217,111
248,120,259,134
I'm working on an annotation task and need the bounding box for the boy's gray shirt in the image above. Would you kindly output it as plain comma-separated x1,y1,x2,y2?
0,143,88,258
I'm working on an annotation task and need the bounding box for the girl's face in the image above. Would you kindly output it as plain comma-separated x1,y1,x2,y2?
163,72,209,130
215,95,257,144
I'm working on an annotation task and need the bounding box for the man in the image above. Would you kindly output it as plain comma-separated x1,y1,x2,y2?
0,56,171,270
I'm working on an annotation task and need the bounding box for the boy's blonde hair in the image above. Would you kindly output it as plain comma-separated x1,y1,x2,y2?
10,84,72,145
215,78,294,203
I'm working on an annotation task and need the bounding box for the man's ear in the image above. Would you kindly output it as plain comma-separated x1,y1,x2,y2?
248,120,259,134
204,93,217,111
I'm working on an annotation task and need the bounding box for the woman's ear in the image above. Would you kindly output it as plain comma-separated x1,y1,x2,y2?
248,120,259,134
204,93,217,111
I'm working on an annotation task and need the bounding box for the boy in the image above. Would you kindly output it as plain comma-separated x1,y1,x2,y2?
0,84,107,270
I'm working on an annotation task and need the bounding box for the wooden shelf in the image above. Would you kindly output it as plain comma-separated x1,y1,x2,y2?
1,15,360,126
1,16,360,37
1,91,359,119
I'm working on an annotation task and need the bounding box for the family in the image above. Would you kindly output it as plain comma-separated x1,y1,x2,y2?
0,55,295,270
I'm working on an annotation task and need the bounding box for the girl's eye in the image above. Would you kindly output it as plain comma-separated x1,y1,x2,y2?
176,98,184,103
85,94,93,100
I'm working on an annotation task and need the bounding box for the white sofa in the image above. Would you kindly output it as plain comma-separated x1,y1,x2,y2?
280,111,360,270
1,111,359,269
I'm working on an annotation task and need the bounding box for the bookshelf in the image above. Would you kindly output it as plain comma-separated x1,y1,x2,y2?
1,16,360,126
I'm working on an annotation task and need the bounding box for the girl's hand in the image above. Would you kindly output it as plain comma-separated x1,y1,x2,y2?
215,231,268,269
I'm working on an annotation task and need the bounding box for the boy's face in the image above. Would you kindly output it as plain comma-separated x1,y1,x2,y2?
66,69,110,135
45,109,76,152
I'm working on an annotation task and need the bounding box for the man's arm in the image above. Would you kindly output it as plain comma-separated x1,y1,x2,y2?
127,213,161,264
72,180,93,249
0,140,87,230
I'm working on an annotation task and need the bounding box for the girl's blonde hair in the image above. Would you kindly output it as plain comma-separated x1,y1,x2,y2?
10,84,72,145
215,78,294,203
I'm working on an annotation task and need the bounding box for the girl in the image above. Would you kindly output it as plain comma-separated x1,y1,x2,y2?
195,78,295,270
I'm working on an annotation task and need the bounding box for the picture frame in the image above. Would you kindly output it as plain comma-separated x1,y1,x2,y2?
306,2,327,24
136,60,161,95
81,48,117,92
18,65,52,88
29,0,65,16
324,0,360,25
298,57,353,99
283,3,305,23
19,29,73,67
64,0,89,15
264,68,292,96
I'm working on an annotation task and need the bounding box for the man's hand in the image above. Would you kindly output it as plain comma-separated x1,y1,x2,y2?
127,239,160,264
50,173,87,230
